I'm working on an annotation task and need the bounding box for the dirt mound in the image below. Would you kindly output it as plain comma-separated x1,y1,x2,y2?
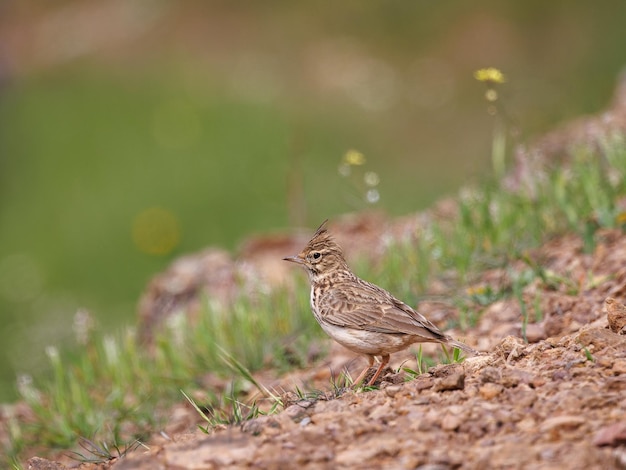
28,226,626,469
29,324,626,469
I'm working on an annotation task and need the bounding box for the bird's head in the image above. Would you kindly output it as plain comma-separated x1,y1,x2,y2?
283,220,349,280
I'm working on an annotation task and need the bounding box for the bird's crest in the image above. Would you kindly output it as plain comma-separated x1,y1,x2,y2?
307,219,341,253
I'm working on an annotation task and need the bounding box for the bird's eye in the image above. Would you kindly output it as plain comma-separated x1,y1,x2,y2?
312,252,321,260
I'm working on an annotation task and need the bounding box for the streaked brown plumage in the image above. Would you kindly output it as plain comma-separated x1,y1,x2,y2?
284,220,478,387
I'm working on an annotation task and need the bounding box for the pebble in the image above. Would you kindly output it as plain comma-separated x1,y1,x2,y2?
578,328,626,350
479,383,503,399
525,323,547,343
385,384,403,397
539,415,586,432
501,368,534,387
413,376,435,391
285,404,311,422
593,422,626,447
441,413,463,431
241,416,281,435
480,366,501,383
614,447,626,468
434,372,465,392
517,416,537,432
612,359,626,375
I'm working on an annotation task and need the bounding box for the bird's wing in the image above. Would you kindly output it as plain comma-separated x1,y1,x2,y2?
318,280,447,342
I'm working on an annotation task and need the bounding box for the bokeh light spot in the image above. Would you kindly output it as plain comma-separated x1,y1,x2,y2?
366,188,380,204
364,171,380,187
132,207,181,255
485,89,499,102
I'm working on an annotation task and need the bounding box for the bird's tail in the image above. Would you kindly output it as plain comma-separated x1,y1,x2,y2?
444,338,480,356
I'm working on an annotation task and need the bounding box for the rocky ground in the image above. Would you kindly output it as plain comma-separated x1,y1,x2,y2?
21,73,626,470
75,331,626,469
26,225,626,470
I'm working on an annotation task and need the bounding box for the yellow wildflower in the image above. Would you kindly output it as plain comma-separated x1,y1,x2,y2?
466,285,487,296
343,149,366,166
474,68,506,84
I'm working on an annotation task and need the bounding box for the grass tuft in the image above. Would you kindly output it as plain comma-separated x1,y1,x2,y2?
377,133,626,319
68,437,146,464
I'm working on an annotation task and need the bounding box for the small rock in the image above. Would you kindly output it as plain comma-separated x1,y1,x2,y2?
430,363,464,378
495,336,526,359
335,436,400,464
165,435,256,468
369,402,396,422
285,404,311,422
544,314,566,337
613,359,626,375
26,457,67,470
308,446,334,462
298,399,315,409
596,356,614,369
501,368,534,387
241,416,281,435
462,354,494,374
480,366,501,384
241,419,264,436
538,446,557,461
434,372,465,392
414,395,434,405
518,385,539,408
441,413,463,431
313,398,347,413
614,447,626,468
593,422,626,447
385,384,403,397
479,383,503,399
413,376,435,391
517,417,537,432
606,376,626,391
539,415,586,433
383,371,407,384
525,323,547,343
578,327,626,350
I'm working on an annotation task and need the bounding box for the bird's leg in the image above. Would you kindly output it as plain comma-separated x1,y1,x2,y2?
352,356,375,388
366,354,390,387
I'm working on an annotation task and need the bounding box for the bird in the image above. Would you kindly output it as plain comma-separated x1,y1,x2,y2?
283,220,478,387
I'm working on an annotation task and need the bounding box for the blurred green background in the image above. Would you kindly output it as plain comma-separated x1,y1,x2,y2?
1,0,626,400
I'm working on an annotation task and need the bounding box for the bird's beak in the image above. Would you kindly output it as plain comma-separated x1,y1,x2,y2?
283,255,305,264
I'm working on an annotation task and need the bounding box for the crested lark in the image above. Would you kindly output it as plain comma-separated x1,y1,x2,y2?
284,220,478,387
